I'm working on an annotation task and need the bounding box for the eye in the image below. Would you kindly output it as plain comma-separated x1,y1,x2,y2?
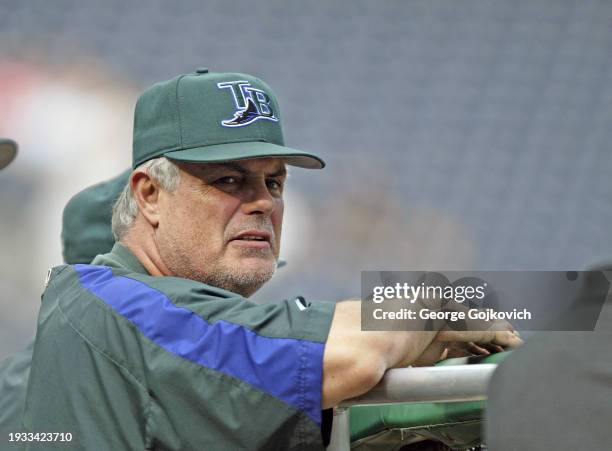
216,176,240,185
266,178,283,193
212,175,243,192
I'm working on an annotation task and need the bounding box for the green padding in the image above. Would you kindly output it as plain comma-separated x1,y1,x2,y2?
349,352,511,443
350,401,485,442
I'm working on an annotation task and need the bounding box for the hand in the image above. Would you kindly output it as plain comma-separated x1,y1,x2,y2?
444,341,506,358
412,341,449,366
435,319,522,349
413,338,510,365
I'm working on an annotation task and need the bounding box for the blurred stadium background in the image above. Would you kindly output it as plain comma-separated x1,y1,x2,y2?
1,0,612,359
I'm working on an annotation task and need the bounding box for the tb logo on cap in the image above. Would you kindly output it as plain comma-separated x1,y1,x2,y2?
217,81,278,127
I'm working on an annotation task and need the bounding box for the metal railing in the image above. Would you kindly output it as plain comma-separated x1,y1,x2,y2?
326,364,497,451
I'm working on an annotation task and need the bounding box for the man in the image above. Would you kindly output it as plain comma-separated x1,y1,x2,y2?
22,70,519,450
0,168,129,441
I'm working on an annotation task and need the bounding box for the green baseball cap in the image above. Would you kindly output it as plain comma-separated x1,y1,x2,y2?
0,138,17,169
61,169,130,264
132,68,325,169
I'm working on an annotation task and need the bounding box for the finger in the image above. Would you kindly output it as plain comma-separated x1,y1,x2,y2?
490,331,523,348
446,346,474,358
474,342,503,353
438,347,449,361
467,342,490,355
435,330,487,343
487,319,515,332
412,342,448,366
478,342,505,353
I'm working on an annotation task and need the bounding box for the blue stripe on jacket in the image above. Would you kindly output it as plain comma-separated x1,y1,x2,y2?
74,264,324,425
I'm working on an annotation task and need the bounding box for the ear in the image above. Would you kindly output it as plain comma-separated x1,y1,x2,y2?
131,170,161,228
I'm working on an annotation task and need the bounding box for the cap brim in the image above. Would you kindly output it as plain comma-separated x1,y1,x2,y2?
0,139,17,169
162,141,325,169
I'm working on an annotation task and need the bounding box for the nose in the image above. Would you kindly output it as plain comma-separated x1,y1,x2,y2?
240,179,276,216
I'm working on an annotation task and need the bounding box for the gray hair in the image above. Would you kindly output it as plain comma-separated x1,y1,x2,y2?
111,157,180,240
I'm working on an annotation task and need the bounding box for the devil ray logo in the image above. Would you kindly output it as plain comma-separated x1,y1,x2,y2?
217,80,278,127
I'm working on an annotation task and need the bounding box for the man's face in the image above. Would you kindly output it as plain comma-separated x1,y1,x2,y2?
156,157,286,297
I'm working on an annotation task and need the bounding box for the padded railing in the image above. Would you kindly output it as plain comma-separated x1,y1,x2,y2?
326,364,497,451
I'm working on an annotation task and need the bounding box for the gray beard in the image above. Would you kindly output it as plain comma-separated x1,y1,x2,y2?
159,234,278,297
174,258,276,298
198,264,276,297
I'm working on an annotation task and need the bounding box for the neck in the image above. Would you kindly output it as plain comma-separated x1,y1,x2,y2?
120,218,172,277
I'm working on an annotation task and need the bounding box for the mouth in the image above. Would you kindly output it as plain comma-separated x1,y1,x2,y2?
229,230,272,250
